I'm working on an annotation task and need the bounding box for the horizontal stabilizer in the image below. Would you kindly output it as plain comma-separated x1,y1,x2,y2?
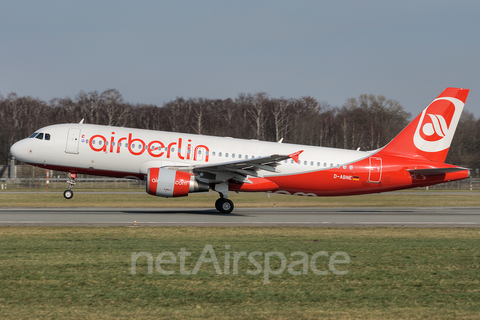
407,167,468,175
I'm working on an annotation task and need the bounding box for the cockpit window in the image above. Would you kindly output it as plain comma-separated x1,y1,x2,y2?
29,132,50,140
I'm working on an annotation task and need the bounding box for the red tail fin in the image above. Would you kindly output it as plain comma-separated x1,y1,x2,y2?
378,87,469,162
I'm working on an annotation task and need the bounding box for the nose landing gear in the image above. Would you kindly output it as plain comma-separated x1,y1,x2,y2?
64,173,77,199
63,189,74,199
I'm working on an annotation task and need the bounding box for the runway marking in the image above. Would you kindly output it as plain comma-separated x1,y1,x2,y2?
1,221,479,225
1,207,479,227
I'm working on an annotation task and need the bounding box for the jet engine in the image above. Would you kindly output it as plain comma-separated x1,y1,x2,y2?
146,168,209,197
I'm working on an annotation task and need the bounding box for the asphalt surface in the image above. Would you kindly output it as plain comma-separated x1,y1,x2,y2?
0,207,479,227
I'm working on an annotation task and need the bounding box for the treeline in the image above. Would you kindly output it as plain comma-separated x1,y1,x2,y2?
0,89,479,168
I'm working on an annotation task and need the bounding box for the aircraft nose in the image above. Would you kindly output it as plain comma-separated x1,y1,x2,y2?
10,140,27,161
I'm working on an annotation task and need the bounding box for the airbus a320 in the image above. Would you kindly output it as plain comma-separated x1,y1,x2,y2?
10,87,470,213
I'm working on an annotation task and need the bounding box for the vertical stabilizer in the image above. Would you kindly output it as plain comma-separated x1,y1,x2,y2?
378,87,469,162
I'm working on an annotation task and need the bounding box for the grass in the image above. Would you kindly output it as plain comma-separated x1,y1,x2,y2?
0,227,479,319
1,190,480,207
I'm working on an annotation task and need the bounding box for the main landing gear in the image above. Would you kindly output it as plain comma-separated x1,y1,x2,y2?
64,173,77,200
215,198,234,214
214,181,234,214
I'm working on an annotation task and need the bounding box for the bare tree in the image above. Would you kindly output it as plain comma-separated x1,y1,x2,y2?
246,92,268,140
163,98,194,133
100,89,131,126
271,98,291,142
76,91,101,124
191,98,212,135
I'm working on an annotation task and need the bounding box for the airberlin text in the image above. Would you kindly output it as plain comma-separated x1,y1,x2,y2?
88,132,209,161
131,245,350,284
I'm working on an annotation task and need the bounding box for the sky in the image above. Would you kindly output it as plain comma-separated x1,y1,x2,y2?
1,0,480,118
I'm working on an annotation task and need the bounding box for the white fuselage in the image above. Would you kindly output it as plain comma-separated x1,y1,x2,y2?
12,123,373,179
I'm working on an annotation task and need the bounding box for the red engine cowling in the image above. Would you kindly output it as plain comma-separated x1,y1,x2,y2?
146,168,209,197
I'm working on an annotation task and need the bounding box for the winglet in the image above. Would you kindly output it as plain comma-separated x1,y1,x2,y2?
288,150,304,163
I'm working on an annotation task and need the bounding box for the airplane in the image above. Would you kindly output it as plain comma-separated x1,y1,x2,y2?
10,87,470,213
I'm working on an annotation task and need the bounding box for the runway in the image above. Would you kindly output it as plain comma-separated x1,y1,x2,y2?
0,207,479,227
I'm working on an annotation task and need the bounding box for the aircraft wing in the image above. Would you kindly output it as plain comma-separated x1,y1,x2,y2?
176,150,303,184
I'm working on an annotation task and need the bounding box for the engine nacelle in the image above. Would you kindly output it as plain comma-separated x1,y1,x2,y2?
146,168,209,197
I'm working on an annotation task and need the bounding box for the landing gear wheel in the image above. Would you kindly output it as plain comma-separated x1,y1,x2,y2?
215,198,224,212
63,190,74,199
216,198,234,214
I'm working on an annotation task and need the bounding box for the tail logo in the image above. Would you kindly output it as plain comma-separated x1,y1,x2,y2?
421,114,448,140
414,97,464,152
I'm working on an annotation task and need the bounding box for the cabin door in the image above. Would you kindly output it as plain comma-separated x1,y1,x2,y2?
66,128,81,154
368,157,382,183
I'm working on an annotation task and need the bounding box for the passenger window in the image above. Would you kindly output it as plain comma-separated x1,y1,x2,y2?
239,154,242,159
349,165,353,170
330,163,333,167
317,162,320,166
198,150,201,154
245,155,249,159
225,153,229,157
171,147,175,152
219,152,222,157
35,133,44,140
112,142,115,146
311,161,314,166
92,140,96,145
212,151,216,156
232,153,235,158
291,160,294,164
132,144,135,148
45,133,51,140
99,140,103,146
324,163,327,167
